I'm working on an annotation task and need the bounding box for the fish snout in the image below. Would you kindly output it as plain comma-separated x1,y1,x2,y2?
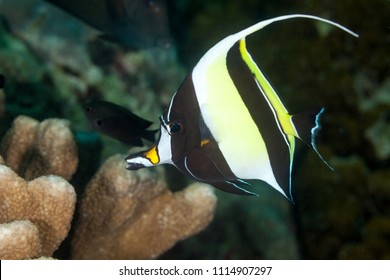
125,150,149,169
125,161,145,170
125,144,160,170
125,153,148,170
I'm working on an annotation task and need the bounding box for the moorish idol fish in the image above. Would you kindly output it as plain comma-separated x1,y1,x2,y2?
125,14,358,201
84,99,156,147
45,0,170,49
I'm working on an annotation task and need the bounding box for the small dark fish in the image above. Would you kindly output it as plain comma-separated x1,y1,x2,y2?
45,0,170,49
84,99,156,147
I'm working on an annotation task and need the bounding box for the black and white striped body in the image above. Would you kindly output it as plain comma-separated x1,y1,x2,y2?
125,14,357,200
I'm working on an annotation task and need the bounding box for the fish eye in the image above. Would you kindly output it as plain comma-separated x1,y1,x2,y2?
168,120,184,135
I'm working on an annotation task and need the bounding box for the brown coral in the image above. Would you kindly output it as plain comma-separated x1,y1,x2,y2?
71,154,217,259
0,164,76,259
0,115,78,181
1,116,217,259
0,220,41,260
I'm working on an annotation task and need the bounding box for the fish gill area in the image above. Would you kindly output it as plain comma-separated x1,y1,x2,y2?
0,0,389,259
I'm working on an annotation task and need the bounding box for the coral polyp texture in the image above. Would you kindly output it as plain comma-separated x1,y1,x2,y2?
71,154,217,259
0,220,41,260
0,116,78,181
0,117,216,259
0,116,78,259
0,165,76,259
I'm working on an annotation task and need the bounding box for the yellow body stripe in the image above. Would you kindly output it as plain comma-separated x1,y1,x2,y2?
239,39,298,137
191,15,357,199
200,52,271,177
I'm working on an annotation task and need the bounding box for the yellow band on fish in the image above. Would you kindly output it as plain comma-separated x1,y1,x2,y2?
145,145,160,165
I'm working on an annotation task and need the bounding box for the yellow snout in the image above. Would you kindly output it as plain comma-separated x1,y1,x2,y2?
144,144,160,165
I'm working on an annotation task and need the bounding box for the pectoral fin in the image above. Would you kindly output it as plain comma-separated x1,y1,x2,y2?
183,148,229,182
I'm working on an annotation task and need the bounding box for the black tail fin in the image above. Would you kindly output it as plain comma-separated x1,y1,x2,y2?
291,107,333,170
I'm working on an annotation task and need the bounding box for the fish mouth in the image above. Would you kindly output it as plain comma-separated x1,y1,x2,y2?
125,162,145,170
125,152,146,170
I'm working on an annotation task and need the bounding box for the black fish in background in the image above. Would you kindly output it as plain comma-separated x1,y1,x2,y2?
45,0,170,49
84,99,156,147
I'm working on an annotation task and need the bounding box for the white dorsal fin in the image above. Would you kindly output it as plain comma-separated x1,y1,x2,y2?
231,14,359,41
195,14,358,90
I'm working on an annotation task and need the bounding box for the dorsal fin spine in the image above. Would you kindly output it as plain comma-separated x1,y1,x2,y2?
231,14,358,42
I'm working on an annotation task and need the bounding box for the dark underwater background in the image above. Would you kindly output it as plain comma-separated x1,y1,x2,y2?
0,0,389,259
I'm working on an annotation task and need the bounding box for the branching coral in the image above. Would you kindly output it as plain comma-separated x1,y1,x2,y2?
0,164,76,259
0,116,78,259
71,154,217,259
0,220,41,259
0,115,78,180
1,116,216,259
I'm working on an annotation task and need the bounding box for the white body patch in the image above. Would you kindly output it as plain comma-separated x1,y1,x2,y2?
156,125,173,165
191,14,358,197
192,42,281,193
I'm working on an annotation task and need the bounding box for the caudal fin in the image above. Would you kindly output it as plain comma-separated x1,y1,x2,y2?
291,108,333,170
